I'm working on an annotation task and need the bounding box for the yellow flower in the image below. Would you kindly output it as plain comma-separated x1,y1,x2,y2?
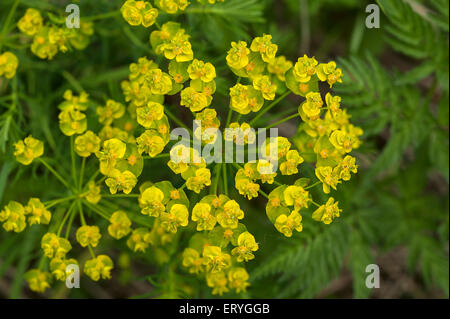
182,248,205,274
85,181,101,204
41,233,72,259
250,34,278,63
127,228,151,252
228,267,250,293
31,26,64,60
283,185,310,212
136,102,165,128
337,155,358,181
192,203,216,231
181,87,209,112
302,92,323,120
75,131,101,157
105,169,138,194
280,150,304,175
24,270,51,293
229,84,264,114
253,75,277,100
160,204,189,233
58,109,87,136
97,100,125,125
226,41,250,70
293,54,318,83
84,255,114,281
121,0,159,27
136,130,166,157
202,245,231,273
231,231,259,262
312,197,341,224
186,168,211,193
274,211,303,237
96,138,127,174
146,68,173,95
0,201,26,232
217,200,244,229
50,258,78,281
108,211,132,239
268,56,293,81
18,8,43,36
25,198,51,226
13,135,44,165
158,30,194,62
139,186,165,217
325,93,342,113
76,225,102,247
188,59,216,82
0,51,19,79
206,271,229,295
156,0,190,14
329,130,355,153
315,166,340,194
316,61,343,88
235,176,260,200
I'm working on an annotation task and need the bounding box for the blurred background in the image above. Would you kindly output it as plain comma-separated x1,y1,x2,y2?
0,0,448,298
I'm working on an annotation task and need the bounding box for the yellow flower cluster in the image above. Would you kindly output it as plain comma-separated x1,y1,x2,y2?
0,198,51,233
13,135,44,165
0,51,19,79
121,0,159,27
17,8,93,60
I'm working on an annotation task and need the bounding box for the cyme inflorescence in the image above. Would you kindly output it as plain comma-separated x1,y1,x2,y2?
1,1,362,297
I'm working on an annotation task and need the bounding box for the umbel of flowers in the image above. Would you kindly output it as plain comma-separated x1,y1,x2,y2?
1,0,362,296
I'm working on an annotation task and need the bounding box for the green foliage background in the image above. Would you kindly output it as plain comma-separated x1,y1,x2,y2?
0,0,448,298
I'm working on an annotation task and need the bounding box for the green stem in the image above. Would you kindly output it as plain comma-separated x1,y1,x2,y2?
305,181,321,190
44,195,77,209
0,0,20,51
210,163,223,195
250,91,290,125
57,201,77,236
101,194,139,198
266,113,299,129
311,201,321,208
83,200,111,220
143,153,170,159
258,189,269,199
39,158,75,192
70,136,78,189
79,157,86,191
84,10,121,21
225,108,233,128
165,108,192,134
64,207,77,239
222,164,228,196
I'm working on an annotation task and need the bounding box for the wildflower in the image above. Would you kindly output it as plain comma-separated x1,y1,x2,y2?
192,203,216,231
84,255,114,281
250,34,278,63
50,258,78,281
13,135,44,165
75,131,101,157
105,169,137,194
136,102,165,128
315,166,340,194
157,29,194,62
97,100,126,126
283,185,310,212
293,54,318,83
160,204,189,233
139,186,166,217
108,211,132,239
85,181,101,204
30,26,61,60
312,197,342,224
325,93,342,114
41,233,72,259
202,245,231,273
231,232,259,262
180,87,209,112
217,200,244,229
169,60,190,84
182,248,204,274
276,211,303,237
228,267,250,293
156,0,190,14
60,90,89,112
253,75,277,100
188,59,216,82
206,272,229,296
0,51,19,79
24,270,51,293
229,84,264,114
337,155,358,181
280,150,304,175
226,41,250,70
136,130,166,157
0,201,26,232
329,130,354,153
146,69,173,95
25,198,51,226
301,92,323,120
76,225,102,247
127,228,151,252
18,8,43,36
186,168,212,193
268,56,293,81
121,0,159,27
96,138,127,175
235,176,260,200
58,109,87,136
316,61,343,88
